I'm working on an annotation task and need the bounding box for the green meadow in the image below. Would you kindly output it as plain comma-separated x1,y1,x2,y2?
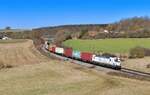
63,38,150,53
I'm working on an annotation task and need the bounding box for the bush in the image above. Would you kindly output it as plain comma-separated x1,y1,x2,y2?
147,64,150,68
143,48,150,56
0,63,13,69
129,47,145,58
0,64,5,69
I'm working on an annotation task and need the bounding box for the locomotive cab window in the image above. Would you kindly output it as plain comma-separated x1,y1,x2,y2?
115,58,120,62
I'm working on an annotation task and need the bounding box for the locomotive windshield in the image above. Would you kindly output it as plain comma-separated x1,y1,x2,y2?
115,58,121,62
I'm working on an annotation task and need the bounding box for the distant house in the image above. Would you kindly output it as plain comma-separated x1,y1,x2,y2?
0,36,11,40
103,30,109,33
2,36,9,40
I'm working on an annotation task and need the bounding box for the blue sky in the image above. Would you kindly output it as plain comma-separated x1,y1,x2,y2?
0,0,150,29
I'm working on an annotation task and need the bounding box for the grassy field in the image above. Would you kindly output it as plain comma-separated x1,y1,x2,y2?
123,57,150,73
63,38,150,53
0,39,27,44
0,39,150,95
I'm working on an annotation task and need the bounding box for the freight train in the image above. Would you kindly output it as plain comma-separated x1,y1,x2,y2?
44,42,121,69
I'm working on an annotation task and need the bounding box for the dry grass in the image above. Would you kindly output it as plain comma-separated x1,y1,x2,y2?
123,57,150,73
0,39,150,95
0,61,150,95
0,39,48,67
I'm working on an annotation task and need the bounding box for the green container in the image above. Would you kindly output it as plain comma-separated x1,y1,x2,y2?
73,50,81,59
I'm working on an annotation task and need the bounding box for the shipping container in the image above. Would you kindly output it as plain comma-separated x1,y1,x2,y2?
49,46,56,53
72,50,81,59
51,47,56,53
55,47,64,54
64,48,73,57
81,52,93,62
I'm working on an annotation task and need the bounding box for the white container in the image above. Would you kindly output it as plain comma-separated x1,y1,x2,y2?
55,47,64,54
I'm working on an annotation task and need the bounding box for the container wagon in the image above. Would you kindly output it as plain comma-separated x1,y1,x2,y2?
55,47,64,55
49,46,56,53
72,50,81,60
64,48,73,58
81,52,93,62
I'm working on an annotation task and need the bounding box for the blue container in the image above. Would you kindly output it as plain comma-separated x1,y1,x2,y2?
72,50,81,59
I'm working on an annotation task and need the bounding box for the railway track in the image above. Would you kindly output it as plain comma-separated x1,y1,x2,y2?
41,44,150,81
120,67,150,78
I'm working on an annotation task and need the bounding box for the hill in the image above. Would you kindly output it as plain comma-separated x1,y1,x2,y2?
33,24,108,36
